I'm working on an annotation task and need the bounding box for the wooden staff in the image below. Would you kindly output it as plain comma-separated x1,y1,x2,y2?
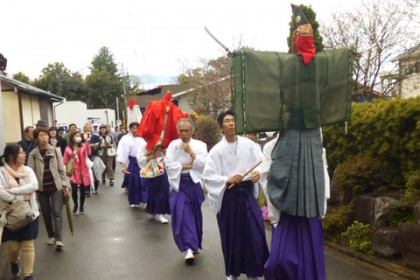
227,160,263,189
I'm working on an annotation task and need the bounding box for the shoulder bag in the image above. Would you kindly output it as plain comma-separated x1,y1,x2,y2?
66,157,74,176
107,146,116,157
106,135,116,157
3,199,35,232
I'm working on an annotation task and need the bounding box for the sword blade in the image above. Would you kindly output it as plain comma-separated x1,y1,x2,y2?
204,26,231,54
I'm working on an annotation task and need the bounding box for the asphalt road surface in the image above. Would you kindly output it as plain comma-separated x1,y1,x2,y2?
2,167,407,280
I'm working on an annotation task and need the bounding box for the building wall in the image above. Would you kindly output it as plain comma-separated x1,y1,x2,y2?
54,101,88,129
2,91,22,143
0,84,5,152
176,96,193,115
400,59,420,98
87,109,116,128
39,97,52,125
21,93,41,129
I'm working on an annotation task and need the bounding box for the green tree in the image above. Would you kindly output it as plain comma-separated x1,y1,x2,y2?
85,68,121,109
91,47,119,75
12,72,31,84
178,56,232,119
33,62,86,101
85,47,123,109
287,4,324,53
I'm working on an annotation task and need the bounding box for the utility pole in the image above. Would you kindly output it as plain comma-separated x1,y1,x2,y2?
116,97,120,127
121,63,128,127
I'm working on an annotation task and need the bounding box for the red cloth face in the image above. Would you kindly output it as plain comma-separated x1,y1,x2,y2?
294,35,316,64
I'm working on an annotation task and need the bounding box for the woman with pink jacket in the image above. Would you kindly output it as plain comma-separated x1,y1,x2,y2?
63,131,91,215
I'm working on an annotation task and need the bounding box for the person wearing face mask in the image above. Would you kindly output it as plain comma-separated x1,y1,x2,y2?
63,131,91,215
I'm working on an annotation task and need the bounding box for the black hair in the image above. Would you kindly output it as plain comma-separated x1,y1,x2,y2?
0,144,21,166
33,127,50,140
217,109,236,127
129,122,139,129
24,126,34,134
68,123,77,129
68,131,82,150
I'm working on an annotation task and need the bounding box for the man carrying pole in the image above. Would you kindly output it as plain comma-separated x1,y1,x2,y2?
202,110,269,280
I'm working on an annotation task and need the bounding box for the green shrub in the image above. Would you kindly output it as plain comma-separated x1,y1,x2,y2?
341,221,375,255
323,204,354,241
333,154,393,203
323,97,420,187
193,115,221,151
401,170,420,207
387,206,416,227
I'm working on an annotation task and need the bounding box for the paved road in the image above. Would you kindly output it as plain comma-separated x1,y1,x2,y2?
2,167,407,280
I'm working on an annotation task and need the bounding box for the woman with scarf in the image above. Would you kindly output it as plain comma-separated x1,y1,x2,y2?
63,131,91,215
0,144,39,280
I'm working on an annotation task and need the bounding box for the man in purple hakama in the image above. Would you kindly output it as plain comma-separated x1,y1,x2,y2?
165,118,208,263
202,110,269,280
116,122,148,207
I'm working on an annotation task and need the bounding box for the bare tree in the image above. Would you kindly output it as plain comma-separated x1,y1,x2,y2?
178,56,232,119
322,0,419,97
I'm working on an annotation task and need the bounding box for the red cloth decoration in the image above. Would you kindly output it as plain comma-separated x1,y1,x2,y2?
128,98,136,110
138,93,188,151
293,35,316,64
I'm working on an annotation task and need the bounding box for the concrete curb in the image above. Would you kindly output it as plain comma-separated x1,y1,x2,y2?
325,241,420,280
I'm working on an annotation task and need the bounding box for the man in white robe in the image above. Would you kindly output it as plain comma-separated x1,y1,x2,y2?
116,122,147,207
202,110,269,280
260,134,281,226
165,118,208,263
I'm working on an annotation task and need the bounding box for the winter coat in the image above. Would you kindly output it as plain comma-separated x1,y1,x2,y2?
0,166,40,219
28,145,69,192
63,143,92,186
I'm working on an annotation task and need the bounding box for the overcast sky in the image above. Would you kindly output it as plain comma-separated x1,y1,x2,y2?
2,0,364,82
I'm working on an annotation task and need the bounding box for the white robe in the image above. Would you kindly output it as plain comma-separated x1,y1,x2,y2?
260,135,281,225
164,138,208,192
127,105,142,126
202,136,262,213
135,138,151,170
116,133,146,168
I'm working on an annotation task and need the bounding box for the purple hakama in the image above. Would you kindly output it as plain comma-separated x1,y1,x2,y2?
216,180,269,278
121,173,129,188
170,173,205,252
127,156,147,205
145,172,170,214
264,213,326,280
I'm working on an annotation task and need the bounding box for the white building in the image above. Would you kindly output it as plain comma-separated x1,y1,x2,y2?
54,101,87,130
0,72,64,152
54,100,116,131
381,44,420,98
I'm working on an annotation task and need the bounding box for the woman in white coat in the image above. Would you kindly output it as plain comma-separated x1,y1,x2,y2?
0,144,39,280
